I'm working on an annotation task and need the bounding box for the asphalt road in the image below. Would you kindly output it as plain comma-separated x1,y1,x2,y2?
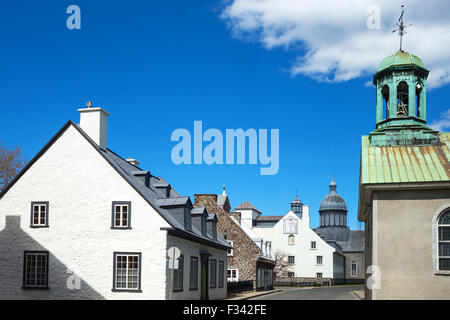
249,285,363,300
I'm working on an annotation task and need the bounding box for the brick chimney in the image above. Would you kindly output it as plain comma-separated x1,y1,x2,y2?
78,101,109,150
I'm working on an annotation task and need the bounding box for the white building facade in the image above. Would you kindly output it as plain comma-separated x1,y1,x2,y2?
0,103,230,300
236,198,339,280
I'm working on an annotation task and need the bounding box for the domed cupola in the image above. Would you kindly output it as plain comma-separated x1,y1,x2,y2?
290,193,303,218
369,6,439,147
319,177,348,228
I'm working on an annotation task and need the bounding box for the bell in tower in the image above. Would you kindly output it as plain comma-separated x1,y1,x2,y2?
290,193,303,218
369,7,439,147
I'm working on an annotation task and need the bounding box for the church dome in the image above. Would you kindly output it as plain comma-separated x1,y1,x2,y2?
378,50,425,72
319,178,347,212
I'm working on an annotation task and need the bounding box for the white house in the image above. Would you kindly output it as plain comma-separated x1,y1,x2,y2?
235,198,342,281
0,102,230,300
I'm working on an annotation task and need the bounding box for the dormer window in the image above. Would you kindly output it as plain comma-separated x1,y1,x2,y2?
30,202,49,228
212,221,217,240
201,216,207,236
184,207,192,232
112,202,131,229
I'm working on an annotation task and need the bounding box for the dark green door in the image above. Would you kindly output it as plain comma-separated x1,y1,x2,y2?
201,261,207,300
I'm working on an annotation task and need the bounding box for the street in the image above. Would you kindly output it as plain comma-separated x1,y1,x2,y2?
249,285,363,300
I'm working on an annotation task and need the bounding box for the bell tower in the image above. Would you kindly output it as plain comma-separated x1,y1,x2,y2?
370,7,439,147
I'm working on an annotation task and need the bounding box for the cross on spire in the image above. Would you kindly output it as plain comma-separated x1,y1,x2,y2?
392,5,412,51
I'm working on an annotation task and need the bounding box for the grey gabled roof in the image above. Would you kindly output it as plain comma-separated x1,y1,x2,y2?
156,197,190,207
336,230,365,252
191,207,207,215
235,200,261,213
0,120,230,250
256,215,283,221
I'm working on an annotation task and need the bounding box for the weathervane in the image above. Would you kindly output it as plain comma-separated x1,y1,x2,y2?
392,5,412,51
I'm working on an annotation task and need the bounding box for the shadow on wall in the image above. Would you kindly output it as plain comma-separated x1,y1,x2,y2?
0,216,104,299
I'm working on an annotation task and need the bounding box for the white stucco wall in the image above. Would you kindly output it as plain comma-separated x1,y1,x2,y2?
166,235,227,300
252,208,335,278
0,124,175,299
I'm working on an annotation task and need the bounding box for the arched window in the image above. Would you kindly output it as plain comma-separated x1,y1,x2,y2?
340,215,344,226
438,211,450,271
397,81,409,117
330,214,334,226
382,85,390,119
288,234,295,246
325,214,329,226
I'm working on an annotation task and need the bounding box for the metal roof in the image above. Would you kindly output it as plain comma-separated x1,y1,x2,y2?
378,50,425,72
360,132,450,184
256,215,283,221
235,200,261,213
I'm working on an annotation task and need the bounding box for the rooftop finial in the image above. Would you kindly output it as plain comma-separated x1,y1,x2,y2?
86,101,92,108
392,5,412,52
330,176,337,193
222,184,227,196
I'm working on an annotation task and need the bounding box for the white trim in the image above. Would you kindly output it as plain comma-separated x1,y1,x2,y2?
372,192,378,300
227,241,233,256
227,268,239,282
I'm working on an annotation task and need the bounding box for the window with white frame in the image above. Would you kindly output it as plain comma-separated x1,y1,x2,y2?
283,217,298,234
351,260,357,277
31,202,49,227
227,269,238,282
189,257,198,290
173,255,184,292
288,234,295,245
316,256,323,265
288,256,295,264
112,202,131,228
316,273,322,278
210,259,217,288
218,261,225,288
438,211,450,271
23,251,49,288
227,241,233,256
311,241,316,249
113,252,141,291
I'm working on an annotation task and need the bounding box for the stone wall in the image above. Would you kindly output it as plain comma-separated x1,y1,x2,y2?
194,194,261,287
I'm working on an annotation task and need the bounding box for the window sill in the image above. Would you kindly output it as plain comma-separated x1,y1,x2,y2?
111,289,142,293
22,286,49,290
189,288,198,291
111,227,132,230
173,289,183,292
30,225,49,228
435,271,450,276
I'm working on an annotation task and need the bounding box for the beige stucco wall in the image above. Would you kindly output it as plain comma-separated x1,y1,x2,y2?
369,189,450,300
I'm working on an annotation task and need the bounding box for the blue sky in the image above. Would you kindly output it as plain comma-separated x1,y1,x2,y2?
1,0,450,230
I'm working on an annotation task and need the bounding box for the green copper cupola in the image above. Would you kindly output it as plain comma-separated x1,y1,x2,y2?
370,50,439,146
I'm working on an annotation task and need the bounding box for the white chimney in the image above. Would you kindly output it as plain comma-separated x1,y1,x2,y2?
78,101,109,150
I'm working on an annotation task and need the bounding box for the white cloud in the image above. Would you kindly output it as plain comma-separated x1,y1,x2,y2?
220,0,450,89
429,109,450,131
